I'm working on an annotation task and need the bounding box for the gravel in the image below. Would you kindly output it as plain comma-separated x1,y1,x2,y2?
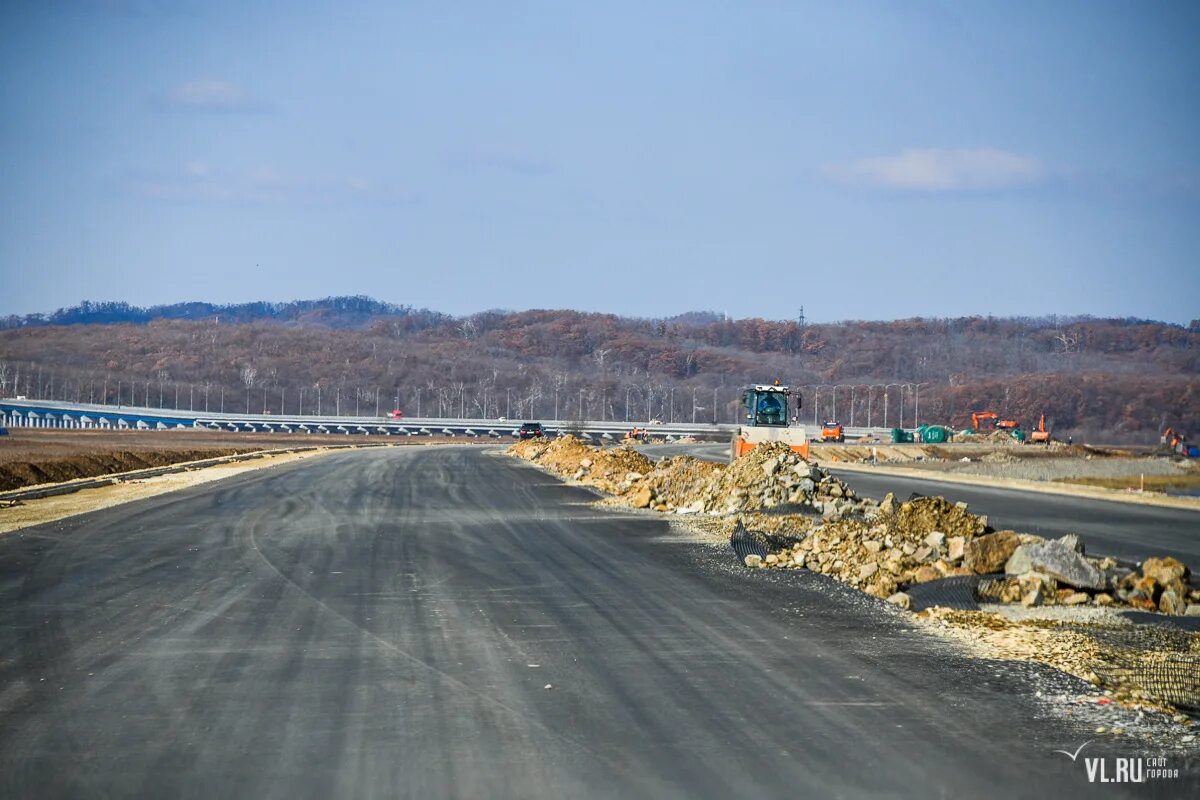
913,455,1189,483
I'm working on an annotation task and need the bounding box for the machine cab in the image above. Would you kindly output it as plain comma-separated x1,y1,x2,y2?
742,383,798,427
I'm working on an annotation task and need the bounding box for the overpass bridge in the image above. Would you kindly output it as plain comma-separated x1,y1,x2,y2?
0,398,899,444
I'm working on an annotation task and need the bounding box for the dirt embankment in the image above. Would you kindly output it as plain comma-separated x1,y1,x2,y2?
0,448,338,534
0,448,260,492
0,429,470,492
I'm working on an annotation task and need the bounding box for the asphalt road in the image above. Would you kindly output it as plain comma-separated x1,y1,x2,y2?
0,446,1178,798
642,443,1200,566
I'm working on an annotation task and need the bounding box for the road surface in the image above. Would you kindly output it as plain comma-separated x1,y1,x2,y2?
0,446,1174,797
642,443,1200,565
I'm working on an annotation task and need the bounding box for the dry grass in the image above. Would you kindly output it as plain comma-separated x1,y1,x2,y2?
1054,473,1200,494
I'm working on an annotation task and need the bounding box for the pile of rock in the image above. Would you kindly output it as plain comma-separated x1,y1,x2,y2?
1117,557,1194,614
744,495,991,601
510,435,656,495
631,441,873,517
509,437,870,518
743,496,1200,616
977,538,1200,616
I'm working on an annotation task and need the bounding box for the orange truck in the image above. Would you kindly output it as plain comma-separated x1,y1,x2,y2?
821,421,845,443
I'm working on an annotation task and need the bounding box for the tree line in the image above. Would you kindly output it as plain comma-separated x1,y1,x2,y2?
0,300,1196,439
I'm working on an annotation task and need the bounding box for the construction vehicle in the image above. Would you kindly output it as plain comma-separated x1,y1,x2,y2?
731,382,809,460
820,420,845,443
971,411,1000,432
1161,427,1199,458
1029,414,1051,444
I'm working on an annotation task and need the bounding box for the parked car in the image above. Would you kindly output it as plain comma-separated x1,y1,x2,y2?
518,422,545,440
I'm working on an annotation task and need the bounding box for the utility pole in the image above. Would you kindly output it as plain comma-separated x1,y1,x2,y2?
712,387,718,424
692,387,697,424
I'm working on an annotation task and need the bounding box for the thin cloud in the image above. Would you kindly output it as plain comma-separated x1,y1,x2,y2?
826,148,1043,190
157,79,264,113
123,163,410,206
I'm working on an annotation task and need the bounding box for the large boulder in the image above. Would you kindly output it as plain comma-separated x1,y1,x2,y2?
630,486,654,509
964,531,1021,574
1006,541,1105,590
1142,557,1189,587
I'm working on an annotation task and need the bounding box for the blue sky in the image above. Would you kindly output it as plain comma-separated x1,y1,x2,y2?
1,0,1197,323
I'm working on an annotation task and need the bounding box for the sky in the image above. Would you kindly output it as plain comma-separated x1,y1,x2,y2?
1,0,1198,323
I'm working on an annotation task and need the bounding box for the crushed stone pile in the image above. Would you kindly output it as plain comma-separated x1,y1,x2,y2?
509,438,870,518
744,496,1200,617
509,435,656,494
743,495,992,601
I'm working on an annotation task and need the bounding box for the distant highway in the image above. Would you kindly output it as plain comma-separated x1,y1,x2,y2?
640,444,1200,565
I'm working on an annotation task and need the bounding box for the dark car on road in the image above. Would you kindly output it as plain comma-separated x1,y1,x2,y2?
518,422,545,440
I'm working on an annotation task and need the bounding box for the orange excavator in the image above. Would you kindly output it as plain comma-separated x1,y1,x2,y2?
972,411,1020,432
971,411,998,431
1029,414,1051,444
1161,427,1197,457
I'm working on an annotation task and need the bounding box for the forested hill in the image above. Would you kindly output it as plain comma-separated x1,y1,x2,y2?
0,297,450,332
1,298,1196,440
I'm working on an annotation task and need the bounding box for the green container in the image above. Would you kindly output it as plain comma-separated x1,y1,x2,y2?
891,427,914,443
920,425,951,444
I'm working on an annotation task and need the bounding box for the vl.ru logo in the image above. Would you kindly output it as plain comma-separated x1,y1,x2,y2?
1054,742,1179,783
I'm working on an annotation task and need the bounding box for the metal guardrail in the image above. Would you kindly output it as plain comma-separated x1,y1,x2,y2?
2,399,912,444
0,398,745,441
